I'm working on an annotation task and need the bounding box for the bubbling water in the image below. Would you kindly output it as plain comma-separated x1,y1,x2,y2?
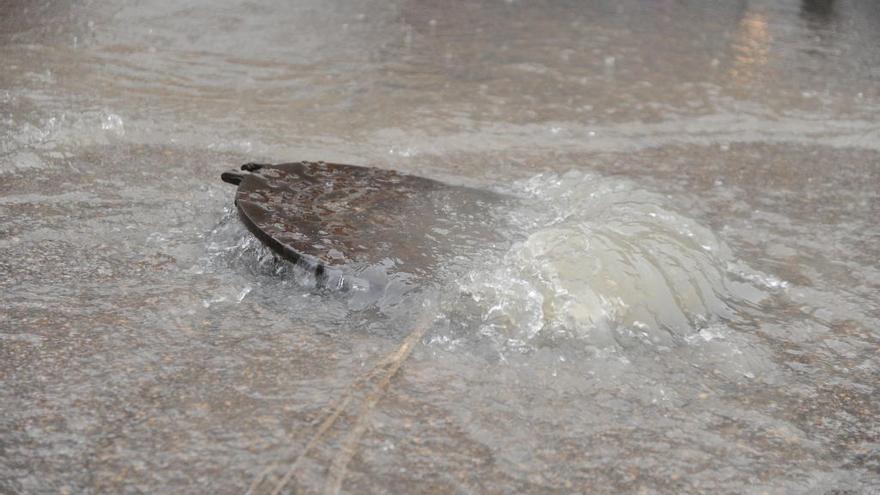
209,171,769,352
448,171,757,350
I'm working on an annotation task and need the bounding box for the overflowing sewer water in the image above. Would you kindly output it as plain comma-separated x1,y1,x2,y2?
2,0,880,494
213,170,766,350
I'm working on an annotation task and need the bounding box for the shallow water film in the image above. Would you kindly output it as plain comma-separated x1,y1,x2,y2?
2,0,880,493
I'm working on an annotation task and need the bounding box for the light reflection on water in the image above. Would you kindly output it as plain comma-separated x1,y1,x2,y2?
730,11,771,86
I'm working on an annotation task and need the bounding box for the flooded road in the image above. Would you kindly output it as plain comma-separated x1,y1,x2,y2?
2,0,879,493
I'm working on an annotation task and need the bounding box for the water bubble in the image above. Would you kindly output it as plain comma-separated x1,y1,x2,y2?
101,112,125,137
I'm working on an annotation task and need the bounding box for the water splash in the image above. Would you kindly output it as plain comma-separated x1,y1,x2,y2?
204,207,421,314
446,171,765,350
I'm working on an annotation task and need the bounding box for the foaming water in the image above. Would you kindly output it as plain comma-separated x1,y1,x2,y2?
440,171,772,352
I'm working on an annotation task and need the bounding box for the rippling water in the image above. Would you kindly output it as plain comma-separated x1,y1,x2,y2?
2,0,879,493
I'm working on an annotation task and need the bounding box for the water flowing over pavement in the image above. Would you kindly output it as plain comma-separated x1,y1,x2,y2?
2,0,879,493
